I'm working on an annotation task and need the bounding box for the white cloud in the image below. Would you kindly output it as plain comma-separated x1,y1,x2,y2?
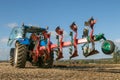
0,48,10,60
7,23,18,28
0,37,8,45
0,38,10,60
114,39,120,48
114,39,120,43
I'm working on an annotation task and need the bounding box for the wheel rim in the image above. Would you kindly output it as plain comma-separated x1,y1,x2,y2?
102,41,111,53
14,47,18,65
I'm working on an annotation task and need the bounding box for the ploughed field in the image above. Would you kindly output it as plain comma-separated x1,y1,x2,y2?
0,62,120,80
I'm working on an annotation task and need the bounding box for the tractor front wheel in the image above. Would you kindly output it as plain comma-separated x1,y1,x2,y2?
10,48,15,66
14,42,27,68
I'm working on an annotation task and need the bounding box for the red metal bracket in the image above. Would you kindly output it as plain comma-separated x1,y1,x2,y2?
70,22,79,58
42,31,51,60
88,17,96,41
55,27,64,60
89,17,96,50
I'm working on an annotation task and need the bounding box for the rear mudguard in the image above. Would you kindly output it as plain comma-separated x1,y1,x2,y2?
16,38,30,45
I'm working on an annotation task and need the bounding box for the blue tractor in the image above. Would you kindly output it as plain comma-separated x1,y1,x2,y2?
8,24,54,68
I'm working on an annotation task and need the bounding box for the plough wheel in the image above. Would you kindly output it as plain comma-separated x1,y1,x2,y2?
10,48,15,66
14,42,27,68
101,40,115,55
38,52,54,68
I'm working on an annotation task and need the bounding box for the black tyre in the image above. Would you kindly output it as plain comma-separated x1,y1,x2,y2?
101,40,115,55
10,56,14,66
14,42,27,68
10,48,15,66
44,52,54,68
38,51,54,68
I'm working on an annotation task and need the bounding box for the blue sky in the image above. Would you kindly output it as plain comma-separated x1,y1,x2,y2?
0,0,120,60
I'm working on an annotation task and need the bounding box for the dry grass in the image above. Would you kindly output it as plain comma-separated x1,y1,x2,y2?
0,62,120,80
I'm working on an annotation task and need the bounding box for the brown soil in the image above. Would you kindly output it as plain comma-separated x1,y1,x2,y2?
0,62,120,80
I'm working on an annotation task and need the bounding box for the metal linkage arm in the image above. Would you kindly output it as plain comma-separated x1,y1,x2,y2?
39,38,88,53
42,31,51,60
69,22,79,58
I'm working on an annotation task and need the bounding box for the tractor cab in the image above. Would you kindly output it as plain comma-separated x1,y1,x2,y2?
8,24,47,47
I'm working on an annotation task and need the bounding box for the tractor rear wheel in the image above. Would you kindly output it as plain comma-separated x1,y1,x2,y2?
10,48,15,66
101,40,115,55
44,53,54,68
14,42,27,68
38,52,54,68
